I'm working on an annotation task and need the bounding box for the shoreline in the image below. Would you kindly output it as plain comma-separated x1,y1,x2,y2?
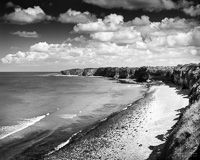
1,63,198,159
4,77,146,160
44,81,148,157
47,91,147,156
45,82,188,160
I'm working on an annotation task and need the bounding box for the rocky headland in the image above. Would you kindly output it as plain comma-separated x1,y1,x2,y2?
61,63,200,160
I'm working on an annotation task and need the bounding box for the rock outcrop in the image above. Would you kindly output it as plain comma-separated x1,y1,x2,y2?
61,63,200,160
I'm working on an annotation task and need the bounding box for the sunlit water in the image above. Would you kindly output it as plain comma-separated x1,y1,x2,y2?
0,72,144,159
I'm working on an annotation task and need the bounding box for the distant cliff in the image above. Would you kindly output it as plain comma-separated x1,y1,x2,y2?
61,67,137,79
61,63,200,160
61,66,173,82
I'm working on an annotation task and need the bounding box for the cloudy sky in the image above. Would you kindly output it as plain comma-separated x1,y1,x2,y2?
0,0,200,71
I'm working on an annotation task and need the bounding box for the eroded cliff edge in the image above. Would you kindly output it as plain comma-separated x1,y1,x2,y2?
61,63,200,160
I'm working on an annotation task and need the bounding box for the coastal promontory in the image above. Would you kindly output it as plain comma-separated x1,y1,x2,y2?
61,63,200,160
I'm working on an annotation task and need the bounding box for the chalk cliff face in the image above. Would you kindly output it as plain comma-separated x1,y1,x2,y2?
159,64,200,160
61,65,200,103
61,63,200,160
61,69,83,76
147,66,174,81
171,64,200,89
94,67,119,78
61,67,138,79
133,66,150,82
82,68,97,76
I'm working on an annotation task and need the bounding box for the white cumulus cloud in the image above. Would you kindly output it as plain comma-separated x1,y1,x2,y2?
66,35,87,42
3,6,53,24
1,42,86,64
131,15,151,26
183,5,200,17
158,17,197,30
2,13,200,67
74,14,124,33
58,9,97,23
74,13,199,47
90,27,142,44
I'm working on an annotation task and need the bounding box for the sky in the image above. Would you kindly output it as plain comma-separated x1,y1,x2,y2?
0,0,200,71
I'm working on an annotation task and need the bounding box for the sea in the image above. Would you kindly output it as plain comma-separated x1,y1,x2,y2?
0,72,144,160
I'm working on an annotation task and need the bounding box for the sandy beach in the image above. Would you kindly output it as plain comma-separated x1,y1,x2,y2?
45,84,188,160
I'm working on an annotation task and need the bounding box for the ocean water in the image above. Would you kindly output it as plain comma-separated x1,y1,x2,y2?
0,72,144,159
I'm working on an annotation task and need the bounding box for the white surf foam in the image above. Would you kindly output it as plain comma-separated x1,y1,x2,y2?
64,75,79,77
59,114,77,119
86,76,102,78
122,107,128,111
100,117,107,122
49,74,72,77
47,130,82,155
0,114,47,140
54,139,71,151
36,73,59,77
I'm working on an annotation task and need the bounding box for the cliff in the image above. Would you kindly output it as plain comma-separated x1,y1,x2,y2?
159,64,200,160
61,63,200,160
61,67,138,79
61,66,172,82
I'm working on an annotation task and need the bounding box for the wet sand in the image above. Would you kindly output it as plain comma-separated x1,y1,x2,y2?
45,84,188,160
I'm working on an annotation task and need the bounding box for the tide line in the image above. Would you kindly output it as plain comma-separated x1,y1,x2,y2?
0,113,49,140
